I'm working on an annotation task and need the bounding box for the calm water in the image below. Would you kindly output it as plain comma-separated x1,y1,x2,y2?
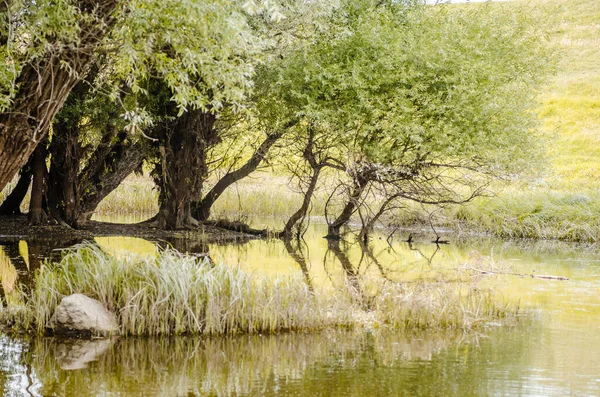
0,219,599,396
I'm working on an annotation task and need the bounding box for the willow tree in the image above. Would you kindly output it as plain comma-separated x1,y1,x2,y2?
0,0,282,228
0,0,119,193
113,1,282,230
259,0,554,238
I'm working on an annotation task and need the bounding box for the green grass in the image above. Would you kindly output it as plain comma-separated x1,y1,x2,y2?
420,0,600,241
1,244,517,336
94,174,159,218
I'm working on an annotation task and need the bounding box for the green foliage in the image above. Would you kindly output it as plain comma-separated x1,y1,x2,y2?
0,0,281,115
257,0,554,174
0,0,96,110
420,0,600,242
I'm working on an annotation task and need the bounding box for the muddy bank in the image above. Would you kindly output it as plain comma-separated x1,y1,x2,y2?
0,215,257,244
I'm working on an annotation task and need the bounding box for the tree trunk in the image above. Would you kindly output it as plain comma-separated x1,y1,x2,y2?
28,144,48,225
357,195,397,243
77,141,144,222
47,124,80,226
157,109,218,230
193,131,282,221
327,172,370,238
280,167,321,239
0,162,32,215
0,0,119,193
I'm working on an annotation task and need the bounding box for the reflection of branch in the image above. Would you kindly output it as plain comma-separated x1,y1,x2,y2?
283,238,313,293
408,242,441,268
427,208,449,245
358,240,391,281
468,267,569,280
326,239,371,309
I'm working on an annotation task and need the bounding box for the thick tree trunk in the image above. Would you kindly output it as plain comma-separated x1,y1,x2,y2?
77,141,144,222
0,163,32,215
47,125,80,226
193,131,282,221
0,0,119,193
157,109,218,230
28,144,48,225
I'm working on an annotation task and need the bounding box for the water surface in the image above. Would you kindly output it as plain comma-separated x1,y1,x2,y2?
0,220,599,396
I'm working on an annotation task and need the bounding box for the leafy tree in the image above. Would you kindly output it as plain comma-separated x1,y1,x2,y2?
0,0,281,204
0,0,120,194
258,0,554,238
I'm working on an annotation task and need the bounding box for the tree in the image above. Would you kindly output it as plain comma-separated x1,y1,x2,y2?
0,0,120,193
258,0,554,238
0,0,282,207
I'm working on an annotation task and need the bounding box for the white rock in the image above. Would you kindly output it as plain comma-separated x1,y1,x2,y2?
49,294,119,336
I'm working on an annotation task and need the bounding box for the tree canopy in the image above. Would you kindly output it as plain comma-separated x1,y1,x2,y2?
0,0,555,235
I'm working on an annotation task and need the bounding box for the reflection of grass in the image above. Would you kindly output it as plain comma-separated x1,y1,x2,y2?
1,244,517,335
27,330,468,396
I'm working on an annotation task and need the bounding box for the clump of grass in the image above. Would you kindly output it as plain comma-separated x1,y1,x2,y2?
2,244,517,336
445,189,600,242
371,282,513,330
29,244,335,336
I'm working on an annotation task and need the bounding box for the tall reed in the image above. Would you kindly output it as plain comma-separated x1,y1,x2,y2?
1,244,517,336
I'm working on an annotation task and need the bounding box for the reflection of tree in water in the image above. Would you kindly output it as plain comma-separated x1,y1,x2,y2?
282,238,313,292
325,238,373,310
22,330,487,397
0,238,82,300
357,239,392,281
407,241,442,269
11,326,541,397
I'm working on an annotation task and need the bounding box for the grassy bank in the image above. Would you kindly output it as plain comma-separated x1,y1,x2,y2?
1,245,516,336
436,0,600,241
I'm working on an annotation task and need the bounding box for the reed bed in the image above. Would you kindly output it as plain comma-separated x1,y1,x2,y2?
1,244,517,336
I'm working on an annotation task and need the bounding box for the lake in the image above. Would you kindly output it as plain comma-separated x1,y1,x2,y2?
0,220,599,396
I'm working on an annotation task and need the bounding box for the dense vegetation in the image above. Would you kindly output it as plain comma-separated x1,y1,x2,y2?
1,244,516,335
443,0,600,242
0,0,555,241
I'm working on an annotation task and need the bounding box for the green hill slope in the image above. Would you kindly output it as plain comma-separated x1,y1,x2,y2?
451,0,600,241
